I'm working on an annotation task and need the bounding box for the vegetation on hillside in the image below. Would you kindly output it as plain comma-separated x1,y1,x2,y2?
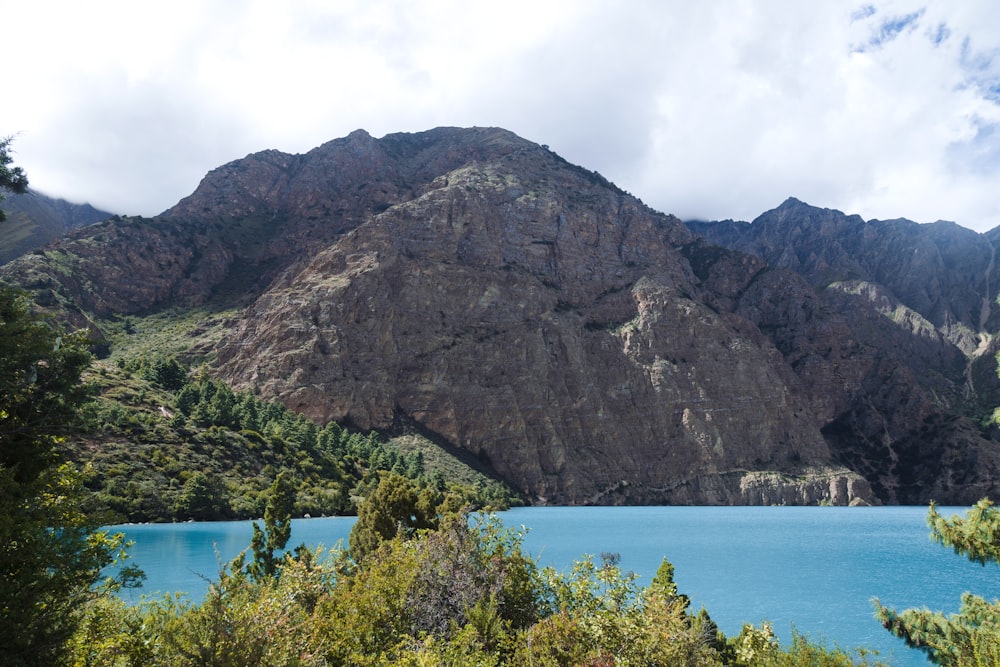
68,352,518,523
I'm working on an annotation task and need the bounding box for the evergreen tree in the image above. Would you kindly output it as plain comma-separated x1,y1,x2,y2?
0,286,128,666
0,136,29,222
0,288,91,480
173,382,200,416
875,498,1000,666
142,356,187,391
247,471,296,581
348,472,435,561
174,471,228,520
406,451,425,478
207,381,236,428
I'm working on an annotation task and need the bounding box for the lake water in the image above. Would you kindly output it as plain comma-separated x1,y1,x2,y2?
111,506,999,666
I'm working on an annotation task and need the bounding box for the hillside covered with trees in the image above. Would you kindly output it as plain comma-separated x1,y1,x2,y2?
73,351,518,524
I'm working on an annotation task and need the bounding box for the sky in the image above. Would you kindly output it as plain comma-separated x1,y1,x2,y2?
3,1,1000,231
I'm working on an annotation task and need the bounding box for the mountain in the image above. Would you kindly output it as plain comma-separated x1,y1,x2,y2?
3,128,999,505
687,198,1000,352
0,189,114,264
688,198,1000,502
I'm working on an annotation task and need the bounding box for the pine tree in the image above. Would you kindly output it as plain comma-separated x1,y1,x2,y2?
875,498,1000,666
247,471,296,581
0,136,29,222
0,286,128,666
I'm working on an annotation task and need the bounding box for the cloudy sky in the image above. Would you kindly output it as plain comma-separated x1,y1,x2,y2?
3,1,1000,231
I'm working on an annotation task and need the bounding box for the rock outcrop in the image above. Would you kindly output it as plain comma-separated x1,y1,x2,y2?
208,139,870,504
5,129,1000,505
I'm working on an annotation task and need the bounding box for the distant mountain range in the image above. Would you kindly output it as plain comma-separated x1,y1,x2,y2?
0,189,114,264
3,127,999,506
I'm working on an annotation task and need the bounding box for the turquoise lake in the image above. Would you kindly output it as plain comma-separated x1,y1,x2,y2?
111,506,999,666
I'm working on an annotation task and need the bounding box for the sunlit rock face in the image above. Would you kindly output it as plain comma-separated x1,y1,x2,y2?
195,128,874,505
8,127,1000,505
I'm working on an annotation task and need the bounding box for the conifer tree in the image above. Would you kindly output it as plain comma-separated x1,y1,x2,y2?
0,136,29,222
875,498,1000,666
348,472,434,561
0,286,130,665
247,470,296,581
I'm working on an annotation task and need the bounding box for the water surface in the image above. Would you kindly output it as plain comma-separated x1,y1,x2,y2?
113,506,998,666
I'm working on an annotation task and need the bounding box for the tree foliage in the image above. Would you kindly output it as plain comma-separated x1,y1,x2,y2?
0,285,132,666
67,502,886,667
0,135,29,222
73,357,520,523
875,498,1000,666
246,470,296,582
928,498,1000,565
0,287,92,482
348,471,437,561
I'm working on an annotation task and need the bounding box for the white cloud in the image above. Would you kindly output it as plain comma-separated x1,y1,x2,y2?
2,0,1000,230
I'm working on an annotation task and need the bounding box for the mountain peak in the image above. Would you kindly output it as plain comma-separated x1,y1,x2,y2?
346,128,372,140
762,197,844,219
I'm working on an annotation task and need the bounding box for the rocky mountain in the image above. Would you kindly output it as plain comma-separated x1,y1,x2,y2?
687,198,1000,354
3,128,999,505
0,189,114,265
688,199,1000,502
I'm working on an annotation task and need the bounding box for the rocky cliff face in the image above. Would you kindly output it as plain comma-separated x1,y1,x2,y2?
5,129,1000,505
210,139,872,505
688,198,1000,353
688,199,1000,503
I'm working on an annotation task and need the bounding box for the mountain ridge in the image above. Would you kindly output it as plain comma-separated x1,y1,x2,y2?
3,127,999,505
687,198,1000,502
0,189,114,265
688,197,1000,352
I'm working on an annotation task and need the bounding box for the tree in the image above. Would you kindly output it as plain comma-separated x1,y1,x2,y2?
142,356,188,391
0,135,29,222
523,552,727,665
348,472,435,561
0,285,130,666
320,513,540,665
174,470,229,520
246,470,296,581
875,498,1000,666
0,288,91,481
